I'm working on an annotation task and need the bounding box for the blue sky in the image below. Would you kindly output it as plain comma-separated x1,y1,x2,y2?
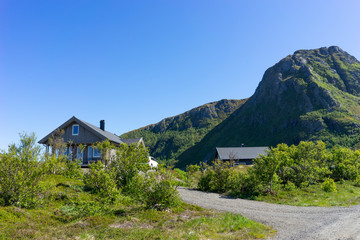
1,0,360,150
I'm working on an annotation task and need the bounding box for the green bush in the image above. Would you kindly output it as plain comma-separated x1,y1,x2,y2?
127,169,180,210
110,144,149,189
283,181,296,191
197,161,234,193
185,164,200,188
353,177,360,187
62,158,83,179
228,171,262,197
330,146,360,181
83,161,119,202
0,133,45,208
321,178,337,192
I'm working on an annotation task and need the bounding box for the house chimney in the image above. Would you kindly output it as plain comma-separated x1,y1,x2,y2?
100,120,105,131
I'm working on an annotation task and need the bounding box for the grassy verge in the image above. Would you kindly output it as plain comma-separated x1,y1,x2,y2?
250,181,360,207
0,175,275,239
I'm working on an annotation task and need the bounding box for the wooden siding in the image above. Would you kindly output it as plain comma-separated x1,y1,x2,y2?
62,121,102,144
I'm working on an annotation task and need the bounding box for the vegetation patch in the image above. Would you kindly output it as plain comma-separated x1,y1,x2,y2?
190,141,360,207
0,134,273,239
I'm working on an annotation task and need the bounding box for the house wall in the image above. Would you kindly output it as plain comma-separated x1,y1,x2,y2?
62,121,102,144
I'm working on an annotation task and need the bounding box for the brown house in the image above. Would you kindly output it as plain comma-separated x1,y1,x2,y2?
38,116,145,166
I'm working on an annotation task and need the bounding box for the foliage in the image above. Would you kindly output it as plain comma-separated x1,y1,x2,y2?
286,141,330,187
44,153,82,179
0,133,45,208
329,146,360,181
252,144,289,192
62,158,83,179
94,140,115,167
83,161,119,202
0,174,274,240
321,178,337,192
127,168,180,210
111,144,149,189
197,161,261,196
195,141,360,201
185,164,200,188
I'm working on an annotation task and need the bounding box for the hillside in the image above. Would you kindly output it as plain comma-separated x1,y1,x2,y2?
121,99,246,163
176,46,360,168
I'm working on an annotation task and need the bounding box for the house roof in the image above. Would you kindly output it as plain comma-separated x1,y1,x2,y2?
216,147,268,160
38,116,125,145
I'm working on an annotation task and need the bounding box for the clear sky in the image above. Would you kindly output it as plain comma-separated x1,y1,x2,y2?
1,0,360,150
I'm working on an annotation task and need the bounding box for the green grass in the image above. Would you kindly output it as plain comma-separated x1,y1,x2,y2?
0,174,274,239
254,181,360,207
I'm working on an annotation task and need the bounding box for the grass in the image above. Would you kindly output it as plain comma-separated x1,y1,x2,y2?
254,181,360,207
0,174,275,239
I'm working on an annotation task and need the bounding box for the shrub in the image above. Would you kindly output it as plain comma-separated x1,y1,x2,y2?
330,146,360,181
321,178,337,192
111,144,149,189
62,158,83,179
127,169,180,210
83,161,119,202
185,165,200,188
353,177,360,187
228,171,262,197
0,133,45,208
283,181,296,191
198,167,215,192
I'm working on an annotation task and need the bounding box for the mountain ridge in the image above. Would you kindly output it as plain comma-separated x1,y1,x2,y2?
122,46,360,168
175,46,360,168
120,99,247,162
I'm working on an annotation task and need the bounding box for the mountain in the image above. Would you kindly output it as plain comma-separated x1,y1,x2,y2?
176,46,360,168
120,99,247,163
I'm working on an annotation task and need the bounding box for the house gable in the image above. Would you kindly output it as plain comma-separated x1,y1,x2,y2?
61,121,103,144
38,116,123,145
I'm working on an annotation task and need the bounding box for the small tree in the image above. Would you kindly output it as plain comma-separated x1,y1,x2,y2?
186,164,200,188
83,161,119,202
0,133,45,208
127,168,180,210
95,140,115,167
110,143,149,189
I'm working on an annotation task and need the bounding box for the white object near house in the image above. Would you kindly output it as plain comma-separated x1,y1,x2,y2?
148,156,158,168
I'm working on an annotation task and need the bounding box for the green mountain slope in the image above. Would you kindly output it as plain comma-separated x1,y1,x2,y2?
120,99,247,163
176,46,360,168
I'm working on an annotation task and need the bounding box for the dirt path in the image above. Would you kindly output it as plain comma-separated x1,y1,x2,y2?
178,187,360,240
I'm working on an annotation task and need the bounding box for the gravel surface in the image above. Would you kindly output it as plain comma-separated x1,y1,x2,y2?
178,187,360,240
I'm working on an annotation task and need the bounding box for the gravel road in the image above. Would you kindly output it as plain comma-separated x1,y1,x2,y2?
178,187,360,240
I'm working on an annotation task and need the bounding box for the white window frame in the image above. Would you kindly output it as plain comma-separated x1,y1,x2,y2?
72,124,79,136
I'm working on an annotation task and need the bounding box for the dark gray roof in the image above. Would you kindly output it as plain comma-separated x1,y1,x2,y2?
39,116,130,145
216,147,268,160
78,118,124,144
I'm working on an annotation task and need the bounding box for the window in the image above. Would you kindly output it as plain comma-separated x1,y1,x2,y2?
77,148,83,160
88,147,92,159
72,124,79,135
93,148,100,158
